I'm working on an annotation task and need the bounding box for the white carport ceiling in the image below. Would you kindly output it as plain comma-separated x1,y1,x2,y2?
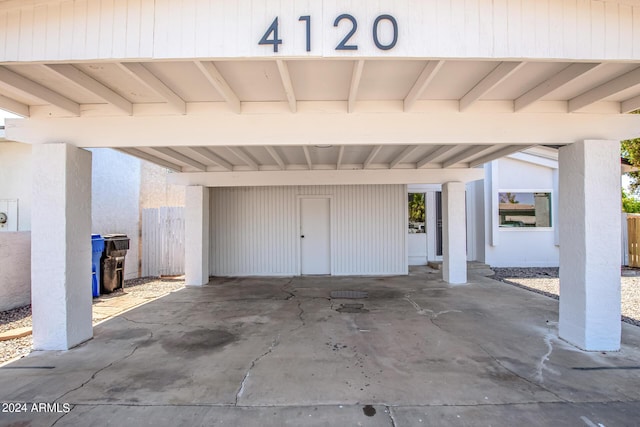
0,58,638,172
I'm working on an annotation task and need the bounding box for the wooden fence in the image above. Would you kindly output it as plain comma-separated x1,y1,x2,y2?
142,207,185,277
628,214,640,268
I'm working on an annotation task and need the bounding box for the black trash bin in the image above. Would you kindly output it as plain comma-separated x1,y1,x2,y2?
100,234,130,293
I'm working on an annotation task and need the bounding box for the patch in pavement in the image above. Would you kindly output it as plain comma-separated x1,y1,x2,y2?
330,290,368,299
336,303,369,314
160,329,238,357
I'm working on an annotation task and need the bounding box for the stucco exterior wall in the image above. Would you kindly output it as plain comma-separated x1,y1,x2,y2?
140,161,185,209
89,148,140,280
0,142,31,231
0,231,30,311
484,157,560,267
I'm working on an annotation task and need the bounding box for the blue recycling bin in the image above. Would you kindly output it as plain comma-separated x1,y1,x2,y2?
91,234,105,297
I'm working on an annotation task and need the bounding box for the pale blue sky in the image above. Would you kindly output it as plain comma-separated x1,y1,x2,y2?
0,109,20,125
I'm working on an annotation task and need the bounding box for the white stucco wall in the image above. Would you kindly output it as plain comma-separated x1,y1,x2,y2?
210,185,407,276
484,157,560,267
0,231,30,311
140,161,185,209
90,149,141,280
0,142,31,231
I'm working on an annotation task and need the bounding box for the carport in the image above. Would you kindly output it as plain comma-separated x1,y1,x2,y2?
1,0,640,355
1,272,640,425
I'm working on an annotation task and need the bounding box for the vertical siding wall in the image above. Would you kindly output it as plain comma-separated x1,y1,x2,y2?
210,185,407,276
0,0,639,61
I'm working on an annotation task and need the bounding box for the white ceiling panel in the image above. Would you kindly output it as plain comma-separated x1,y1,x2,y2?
144,62,225,103
420,61,498,100
483,62,569,100
358,60,425,100
543,63,639,101
77,63,165,103
215,60,286,102
5,64,104,104
288,60,352,101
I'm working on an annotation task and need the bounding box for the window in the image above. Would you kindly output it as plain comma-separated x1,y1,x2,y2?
498,192,552,228
408,193,425,233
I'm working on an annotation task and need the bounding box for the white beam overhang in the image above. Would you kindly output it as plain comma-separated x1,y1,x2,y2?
390,145,420,169
118,63,186,114
276,60,297,113
569,67,640,112
7,112,640,147
459,62,525,111
515,63,601,112
442,145,494,168
404,60,444,112
168,168,486,187
621,94,640,113
363,145,383,169
148,147,207,171
0,66,80,116
264,146,285,170
336,146,345,169
348,60,365,113
184,146,233,171
417,145,459,168
302,146,313,169
194,61,241,114
0,94,29,117
45,64,133,115
116,147,183,171
469,145,536,167
226,146,259,170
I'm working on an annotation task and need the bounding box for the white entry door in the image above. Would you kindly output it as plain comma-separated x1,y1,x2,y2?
300,197,331,275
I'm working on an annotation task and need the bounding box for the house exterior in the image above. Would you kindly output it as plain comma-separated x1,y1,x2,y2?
405,147,560,268
0,139,182,311
0,0,639,353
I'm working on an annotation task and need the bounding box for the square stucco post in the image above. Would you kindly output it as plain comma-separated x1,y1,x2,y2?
442,182,467,284
559,140,621,351
185,186,210,286
32,143,93,350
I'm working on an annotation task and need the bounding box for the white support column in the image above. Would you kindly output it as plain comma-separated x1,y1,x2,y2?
559,140,621,351
185,186,210,286
442,182,467,284
32,143,93,350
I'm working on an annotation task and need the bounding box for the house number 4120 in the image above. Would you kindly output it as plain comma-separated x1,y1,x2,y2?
258,14,399,53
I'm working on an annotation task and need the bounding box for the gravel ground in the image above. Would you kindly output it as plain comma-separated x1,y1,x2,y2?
0,277,185,365
493,267,640,327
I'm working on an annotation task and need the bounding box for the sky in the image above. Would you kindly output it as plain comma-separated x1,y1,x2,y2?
0,109,21,126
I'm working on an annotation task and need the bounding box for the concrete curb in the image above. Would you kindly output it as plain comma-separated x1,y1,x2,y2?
0,326,32,342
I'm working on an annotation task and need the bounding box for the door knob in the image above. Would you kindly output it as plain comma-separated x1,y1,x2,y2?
301,235,305,238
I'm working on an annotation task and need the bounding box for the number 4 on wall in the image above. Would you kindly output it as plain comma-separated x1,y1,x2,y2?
259,17,283,52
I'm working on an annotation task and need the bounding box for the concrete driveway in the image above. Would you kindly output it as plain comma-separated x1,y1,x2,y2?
1,269,640,426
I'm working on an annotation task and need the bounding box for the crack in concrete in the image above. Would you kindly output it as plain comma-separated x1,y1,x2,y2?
120,315,189,328
478,344,568,403
404,294,460,319
235,334,280,406
296,300,306,327
535,333,560,383
53,331,154,404
49,408,71,427
281,278,296,300
385,405,398,427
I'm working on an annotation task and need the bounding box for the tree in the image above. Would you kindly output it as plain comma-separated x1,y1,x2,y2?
408,193,425,223
499,192,518,204
622,189,640,213
620,110,640,194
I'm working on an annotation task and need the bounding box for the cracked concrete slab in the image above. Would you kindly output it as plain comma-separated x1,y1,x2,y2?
1,270,640,426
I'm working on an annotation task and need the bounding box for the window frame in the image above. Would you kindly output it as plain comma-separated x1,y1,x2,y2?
497,189,554,231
